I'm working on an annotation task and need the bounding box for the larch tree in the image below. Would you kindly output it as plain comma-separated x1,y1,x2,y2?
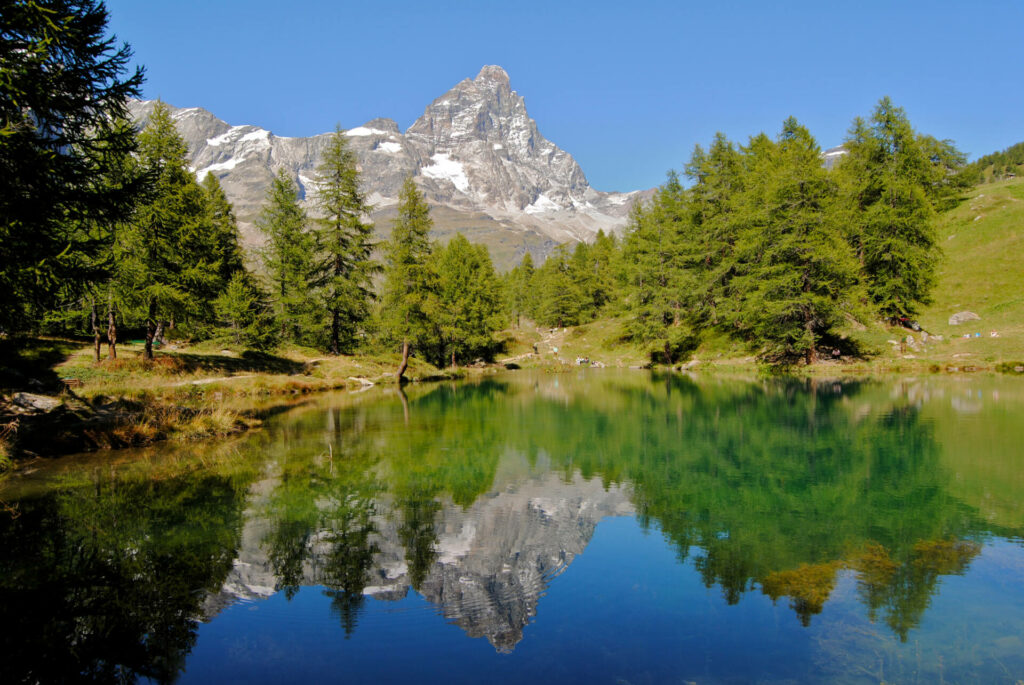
121,101,217,359
312,128,378,355
0,0,144,332
258,169,315,342
381,177,437,382
684,133,745,328
504,252,535,328
731,118,864,366
836,98,943,323
533,245,583,329
433,234,504,367
619,172,692,363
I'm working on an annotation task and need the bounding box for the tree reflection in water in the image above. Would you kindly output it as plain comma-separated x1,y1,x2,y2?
1,372,1021,682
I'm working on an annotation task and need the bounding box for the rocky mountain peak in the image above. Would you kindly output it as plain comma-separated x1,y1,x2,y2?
128,66,650,269
475,64,511,87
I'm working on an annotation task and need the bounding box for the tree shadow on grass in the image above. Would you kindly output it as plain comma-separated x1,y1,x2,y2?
169,350,306,376
0,337,80,393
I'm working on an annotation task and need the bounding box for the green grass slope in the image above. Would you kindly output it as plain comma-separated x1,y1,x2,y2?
916,177,1024,365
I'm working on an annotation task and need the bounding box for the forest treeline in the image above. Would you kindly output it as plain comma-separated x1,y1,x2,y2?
508,102,977,365
969,140,1024,182
1,1,983,371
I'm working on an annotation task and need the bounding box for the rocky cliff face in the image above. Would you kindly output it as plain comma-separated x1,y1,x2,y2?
128,66,648,269
204,465,633,652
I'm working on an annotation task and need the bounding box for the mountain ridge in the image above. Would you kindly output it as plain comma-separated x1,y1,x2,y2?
128,66,651,269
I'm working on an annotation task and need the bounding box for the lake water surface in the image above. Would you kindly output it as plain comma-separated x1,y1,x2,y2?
2,371,1023,683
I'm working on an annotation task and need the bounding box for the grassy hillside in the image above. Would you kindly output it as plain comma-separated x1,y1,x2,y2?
916,176,1024,364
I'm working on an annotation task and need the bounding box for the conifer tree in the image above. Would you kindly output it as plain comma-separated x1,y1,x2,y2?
200,173,246,286
312,128,378,354
121,101,217,359
619,172,692,362
258,169,314,342
684,133,745,327
214,272,276,349
381,177,437,381
731,119,864,365
837,98,943,322
504,252,535,327
433,234,503,367
1,0,144,332
534,245,583,328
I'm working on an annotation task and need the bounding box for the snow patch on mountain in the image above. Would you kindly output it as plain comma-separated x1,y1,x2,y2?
346,126,389,137
524,193,561,214
421,153,470,192
207,126,245,146
194,157,243,178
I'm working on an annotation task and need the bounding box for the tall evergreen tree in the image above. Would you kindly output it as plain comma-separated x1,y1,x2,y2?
836,98,943,322
731,119,864,365
120,101,217,359
433,234,503,367
312,127,378,355
684,133,745,327
200,173,246,286
258,169,315,342
380,177,437,382
619,172,692,362
504,252,535,327
1,0,144,332
534,245,583,329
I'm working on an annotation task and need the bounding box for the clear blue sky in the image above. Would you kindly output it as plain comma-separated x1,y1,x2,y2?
106,0,1023,192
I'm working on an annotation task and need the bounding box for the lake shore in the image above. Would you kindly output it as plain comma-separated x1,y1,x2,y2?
4,331,1023,470
0,337,469,468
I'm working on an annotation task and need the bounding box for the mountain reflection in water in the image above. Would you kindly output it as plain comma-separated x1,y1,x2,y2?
2,372,1023,683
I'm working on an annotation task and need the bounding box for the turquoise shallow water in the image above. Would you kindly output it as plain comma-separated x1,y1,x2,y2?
2,371,1023,683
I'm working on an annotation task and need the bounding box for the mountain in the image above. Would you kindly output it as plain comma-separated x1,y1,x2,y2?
128,66,649,269
203,465,634,652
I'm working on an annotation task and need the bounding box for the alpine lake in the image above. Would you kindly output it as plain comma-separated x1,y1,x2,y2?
2,370,1023,684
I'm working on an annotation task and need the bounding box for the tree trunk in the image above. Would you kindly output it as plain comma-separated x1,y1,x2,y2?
398,385,410,426
451,350,456,368
144,299,156,361
154,321,165,345
396,339,410,383
107,300,117,360
90,301,101,362
664,340,673,366
331,308,340,356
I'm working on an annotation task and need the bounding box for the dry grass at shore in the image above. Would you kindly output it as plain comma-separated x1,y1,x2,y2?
0,338,460,466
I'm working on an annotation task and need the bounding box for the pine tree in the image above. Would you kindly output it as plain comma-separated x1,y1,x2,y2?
836,98,942,322
534,245,583,328
258,169,315,342
731,119,864,365
433,234,504,367
1,0,144,332
504,252,535,327
214,272,276,349
381,177,437,381
312,128,378,354
200,173,246,286
121,101,217,359
619,172,692,362
684,133,745,327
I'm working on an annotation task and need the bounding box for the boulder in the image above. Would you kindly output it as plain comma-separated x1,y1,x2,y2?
949,311,980,326
12,392,61,412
